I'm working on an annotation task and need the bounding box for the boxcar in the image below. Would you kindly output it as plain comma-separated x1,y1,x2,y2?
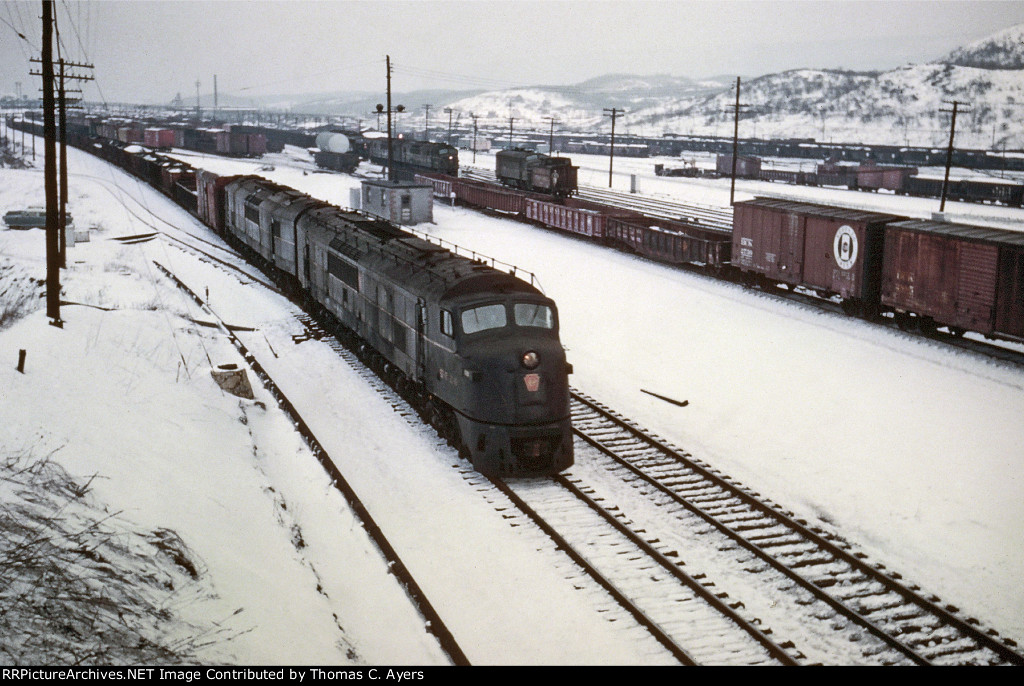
144,128,176,149
716,155,761,178
731,198,901,314
853,165,917,192
880,219,1024,340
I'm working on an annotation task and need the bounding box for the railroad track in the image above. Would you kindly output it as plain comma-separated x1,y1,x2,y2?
157,235,1022,664
569,389,1024,666
491,475,800,665
282,311,802,665
153,260,469,666
154,241,803,664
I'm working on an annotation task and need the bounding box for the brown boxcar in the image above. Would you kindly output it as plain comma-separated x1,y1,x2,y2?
880,219,1024,341
854,164,917,192
197,169,243,233
731,198,900,312
144,128,176,149
716,155,761,178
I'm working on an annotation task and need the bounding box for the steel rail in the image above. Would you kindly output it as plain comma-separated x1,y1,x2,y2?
154,261,471,666
570,389,1024,666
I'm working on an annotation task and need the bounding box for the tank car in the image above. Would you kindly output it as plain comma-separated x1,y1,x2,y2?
496,149,578,196
215,175,573,477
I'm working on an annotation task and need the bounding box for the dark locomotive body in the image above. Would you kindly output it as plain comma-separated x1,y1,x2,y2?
496,149,578,196
364,137,459,179
204,173,573,477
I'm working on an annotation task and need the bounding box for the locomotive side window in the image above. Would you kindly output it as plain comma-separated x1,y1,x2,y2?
461,304,507,334
513,303,554,329
441,309,454,338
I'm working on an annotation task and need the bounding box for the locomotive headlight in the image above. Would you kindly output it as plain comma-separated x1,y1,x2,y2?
521,351,540,369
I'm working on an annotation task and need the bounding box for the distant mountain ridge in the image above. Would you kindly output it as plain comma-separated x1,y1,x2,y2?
204,23,1024,150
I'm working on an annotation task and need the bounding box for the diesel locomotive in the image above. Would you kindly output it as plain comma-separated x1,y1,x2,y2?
496,149,578,196
201,173,574,477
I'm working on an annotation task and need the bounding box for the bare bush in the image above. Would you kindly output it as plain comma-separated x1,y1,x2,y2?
0,260,43,330
0,445,237,665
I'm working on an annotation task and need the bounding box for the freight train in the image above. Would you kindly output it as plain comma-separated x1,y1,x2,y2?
657,156,1024,207
5,115,572,477
11,114,1022,347
415,170,1024,345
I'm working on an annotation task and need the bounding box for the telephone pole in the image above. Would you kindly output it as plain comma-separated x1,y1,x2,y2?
939,100,970,213
544,115,559,154
470,113,479,164
444,107,455,146
31,54,93,269
604,108,623,188
40,0,60,326
422,103,431,140
375,56,404,181
724,77,750,206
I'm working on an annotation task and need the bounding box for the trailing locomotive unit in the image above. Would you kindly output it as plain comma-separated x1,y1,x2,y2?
496,149,578,196
215,175,573,477
364,137,459,180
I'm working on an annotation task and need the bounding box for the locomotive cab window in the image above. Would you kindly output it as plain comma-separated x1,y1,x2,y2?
441,309,455,338
461,303,507,335
514,303,555,329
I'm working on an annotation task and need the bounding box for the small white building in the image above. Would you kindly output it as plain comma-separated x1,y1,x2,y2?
359,179,433,225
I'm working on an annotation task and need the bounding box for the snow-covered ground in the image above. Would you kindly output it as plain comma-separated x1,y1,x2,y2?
2,138,1023,664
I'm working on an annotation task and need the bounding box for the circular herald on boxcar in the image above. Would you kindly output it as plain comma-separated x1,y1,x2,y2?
833,225,859,270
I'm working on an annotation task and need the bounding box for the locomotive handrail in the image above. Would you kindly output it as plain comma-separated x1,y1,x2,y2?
403,225,544,292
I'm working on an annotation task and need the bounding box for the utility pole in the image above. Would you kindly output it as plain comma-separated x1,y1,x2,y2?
214,74,218,115
195,79,201,121
422,103,431,140
939,100,969,213
604,107,623,188
31,13,94,273
724,77,749,206
375,56,404,182
444,107,454,146
544,115,559,154
40,0,60,326
56,60,90,267
470,113,479,164
507,115,516,149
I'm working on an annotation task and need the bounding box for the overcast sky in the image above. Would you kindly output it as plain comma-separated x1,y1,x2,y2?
2,0,1023,104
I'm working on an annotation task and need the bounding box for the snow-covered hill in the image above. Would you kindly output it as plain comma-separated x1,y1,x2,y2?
171,23,1024,150
944,23,1024,69
439,24,1024,149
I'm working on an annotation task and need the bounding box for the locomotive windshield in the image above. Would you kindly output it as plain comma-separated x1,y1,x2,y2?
460,301,556,335
461,303,507,334
514,303,554,329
